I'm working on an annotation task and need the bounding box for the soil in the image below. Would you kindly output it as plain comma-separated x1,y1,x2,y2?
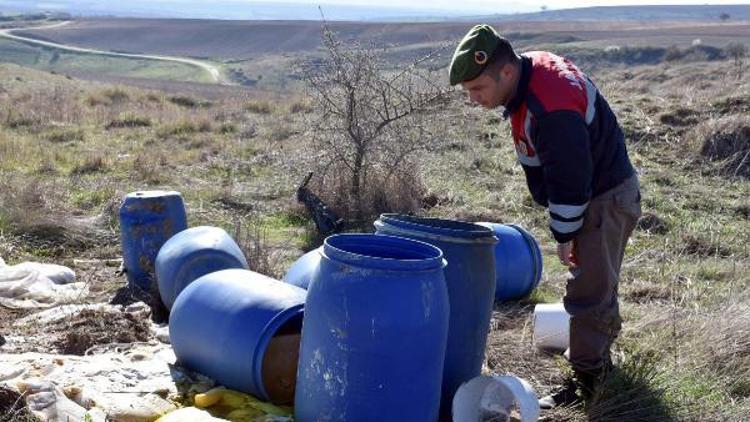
0,384,37,422
51,308,152,356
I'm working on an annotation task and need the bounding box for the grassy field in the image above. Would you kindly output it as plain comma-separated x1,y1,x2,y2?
0,18,749,421
0,37,214,83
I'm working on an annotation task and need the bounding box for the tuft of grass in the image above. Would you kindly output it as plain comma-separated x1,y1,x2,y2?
689,114,750,178
157,119,212,138
168,95,212,108
45,128,85,143
244,100,273,114
105,114,152,130
218,122,238,134
71,153,107,175
85,87,130,107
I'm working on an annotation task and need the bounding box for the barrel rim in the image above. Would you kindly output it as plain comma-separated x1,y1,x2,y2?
252,306,305,402
376,214,497,245
323,233,446,271
124,190,183,199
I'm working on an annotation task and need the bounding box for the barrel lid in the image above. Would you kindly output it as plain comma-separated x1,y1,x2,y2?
125,190,183,200
323,233,446,272
375,214,497,245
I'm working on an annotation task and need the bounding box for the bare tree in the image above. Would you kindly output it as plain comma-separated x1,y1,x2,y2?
726,42,748,79
297,22,450,227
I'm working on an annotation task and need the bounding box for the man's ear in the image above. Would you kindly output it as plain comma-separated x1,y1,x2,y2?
500,62,513,78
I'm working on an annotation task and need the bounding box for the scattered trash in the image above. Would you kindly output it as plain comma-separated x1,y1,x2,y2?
2,344,178,421
533,303,570,352
18,378,105,422
0,260,83,308
453,375,539,422
156,406,225,422
194,386,293,418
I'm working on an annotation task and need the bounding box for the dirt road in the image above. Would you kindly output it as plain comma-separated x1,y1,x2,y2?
0,21,226,84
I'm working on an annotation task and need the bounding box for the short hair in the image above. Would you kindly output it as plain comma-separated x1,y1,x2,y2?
483,38,518,75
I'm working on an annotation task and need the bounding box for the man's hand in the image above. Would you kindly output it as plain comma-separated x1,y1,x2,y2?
557,241,577,268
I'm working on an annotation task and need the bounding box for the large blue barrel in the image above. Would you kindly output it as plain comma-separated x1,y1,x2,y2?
374,214,497,417
281,247,322,290
295,234,449,422
119,191,188,295
155,226,249,309
476,223,543,301
170,269,306,403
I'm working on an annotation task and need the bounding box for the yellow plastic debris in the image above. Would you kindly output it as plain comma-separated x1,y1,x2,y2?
193,387,293,421
156,407,225,422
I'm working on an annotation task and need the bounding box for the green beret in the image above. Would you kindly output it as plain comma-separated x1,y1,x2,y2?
449,24,502,86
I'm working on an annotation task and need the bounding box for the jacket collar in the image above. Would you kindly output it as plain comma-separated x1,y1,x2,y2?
502,55,532,119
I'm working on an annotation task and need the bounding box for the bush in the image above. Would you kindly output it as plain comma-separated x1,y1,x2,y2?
105,115,152,130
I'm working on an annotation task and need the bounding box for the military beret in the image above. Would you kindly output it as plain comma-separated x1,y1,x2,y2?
449,24,502,86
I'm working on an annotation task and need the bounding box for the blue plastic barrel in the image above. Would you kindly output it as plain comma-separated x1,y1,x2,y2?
281,247,322,290
170,269,306,403
374,214,497,418
295,234,449,422
476,222,543,301
155,226,249,309
119,191,188,295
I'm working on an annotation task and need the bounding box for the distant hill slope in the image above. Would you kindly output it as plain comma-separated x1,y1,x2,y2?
13,18,750,60
479,5,750,22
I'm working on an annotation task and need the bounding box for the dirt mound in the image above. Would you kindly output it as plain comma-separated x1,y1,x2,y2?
51,308,151,356
692,115,750,178
636,212,670,234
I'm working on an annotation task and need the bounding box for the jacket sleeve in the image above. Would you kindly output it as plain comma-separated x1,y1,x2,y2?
521,165,548,207
534,110,593,243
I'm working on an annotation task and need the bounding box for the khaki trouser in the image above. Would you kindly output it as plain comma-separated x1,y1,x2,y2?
564,174,641,375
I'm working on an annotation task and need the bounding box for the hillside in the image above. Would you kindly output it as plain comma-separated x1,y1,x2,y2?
15,18,750,59
485,4,750,22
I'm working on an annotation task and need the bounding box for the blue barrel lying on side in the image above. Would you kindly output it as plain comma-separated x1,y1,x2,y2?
476,222,543,301
155,226,249,309
282,247,322,290
119,191,187,297
295,234,449,422
374,214,497,418
170,269,306,404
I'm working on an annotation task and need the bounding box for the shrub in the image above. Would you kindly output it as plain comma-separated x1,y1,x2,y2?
105,115,152,130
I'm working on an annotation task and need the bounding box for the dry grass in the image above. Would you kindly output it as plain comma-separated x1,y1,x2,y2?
308,160,426,228
689,115,750,178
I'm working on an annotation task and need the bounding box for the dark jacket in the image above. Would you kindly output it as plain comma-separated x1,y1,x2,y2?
503,51,635,243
